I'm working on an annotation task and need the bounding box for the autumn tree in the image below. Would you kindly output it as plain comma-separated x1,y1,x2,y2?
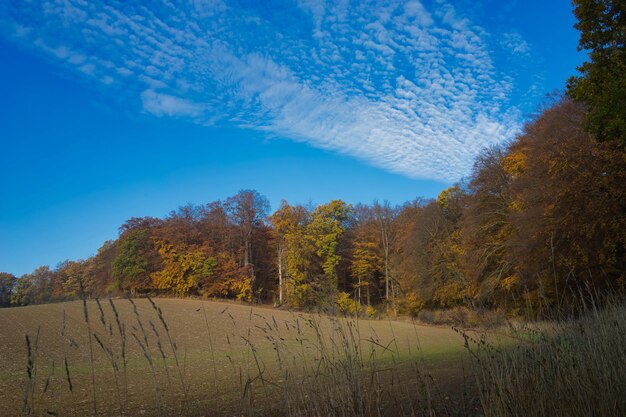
55,260,90,299
387,193,466,314
11,275,36,307
567,0,626,144
462,146,517,307
508,99,626,310
0,272,16,307
350,207,383,306
11,266,54,306
307,200,352,305
118,216,162,234
226,190,270,267
160,204,206,247
278,204,318,308
372,201,397,310
249,224,276,301
226,190,270,290
420,188,467,309
84,240,117,295
269,200,295,304
197,252,252,301
151,242,217,296
390,199,429,313
199,201,235,254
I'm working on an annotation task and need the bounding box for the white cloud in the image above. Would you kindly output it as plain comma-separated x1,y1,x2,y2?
141,90,207,118
502,31,531,56
0,0,526,181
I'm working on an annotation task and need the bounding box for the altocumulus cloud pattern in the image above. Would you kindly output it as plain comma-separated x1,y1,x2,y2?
1,0,524,181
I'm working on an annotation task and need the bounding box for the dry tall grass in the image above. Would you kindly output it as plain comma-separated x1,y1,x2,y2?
466,298,626,417
239,314,472,417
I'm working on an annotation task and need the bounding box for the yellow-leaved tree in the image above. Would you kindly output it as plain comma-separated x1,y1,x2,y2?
151,242,217,296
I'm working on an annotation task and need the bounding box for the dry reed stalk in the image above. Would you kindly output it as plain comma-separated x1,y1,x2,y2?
130,329,163,416
22,333,34,416
79,283,97,416
108,298,128,410
148,319,172,386
469,298,626,417
146,296,189,402
93,332,124,416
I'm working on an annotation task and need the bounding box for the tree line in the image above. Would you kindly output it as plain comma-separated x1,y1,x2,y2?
1,98,624,316
0,0,624,315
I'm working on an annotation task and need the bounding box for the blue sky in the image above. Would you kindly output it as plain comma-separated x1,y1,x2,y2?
1,0,584,276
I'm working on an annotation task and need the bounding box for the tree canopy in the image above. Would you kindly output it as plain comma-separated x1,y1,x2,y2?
567,0,626,144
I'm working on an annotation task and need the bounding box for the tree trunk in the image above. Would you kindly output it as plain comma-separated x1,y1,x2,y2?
244,229,252,267
278,245,284,304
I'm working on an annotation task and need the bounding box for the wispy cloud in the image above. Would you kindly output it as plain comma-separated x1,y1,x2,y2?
141,90,208,118
501,32,531,56
0,0,527,181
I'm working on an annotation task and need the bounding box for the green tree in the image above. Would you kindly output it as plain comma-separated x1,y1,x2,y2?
567,0,626,144
112,228,154,293
0,272,16,307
